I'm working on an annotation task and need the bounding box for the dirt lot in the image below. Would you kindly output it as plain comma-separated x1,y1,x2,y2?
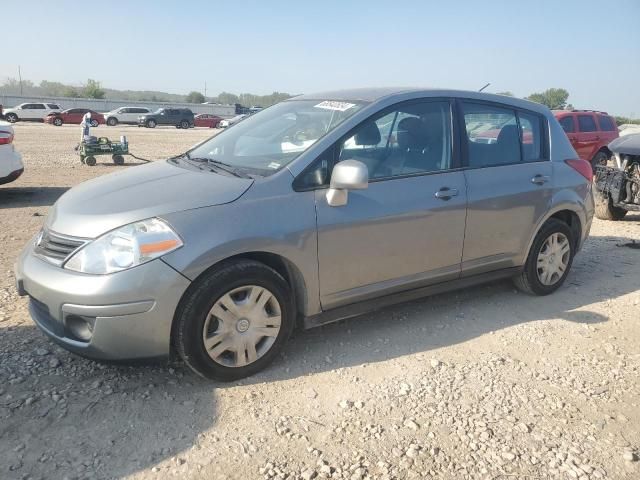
1,123,639,480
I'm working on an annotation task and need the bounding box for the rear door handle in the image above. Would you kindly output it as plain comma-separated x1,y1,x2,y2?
531,174,550,185
434,187,459,200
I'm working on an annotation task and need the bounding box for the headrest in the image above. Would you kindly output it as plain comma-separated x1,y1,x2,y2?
354,121,381,146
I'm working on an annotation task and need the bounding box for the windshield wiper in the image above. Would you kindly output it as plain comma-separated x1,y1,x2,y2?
187,157,250,179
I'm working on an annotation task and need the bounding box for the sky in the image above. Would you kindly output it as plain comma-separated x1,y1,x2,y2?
2,0,639,116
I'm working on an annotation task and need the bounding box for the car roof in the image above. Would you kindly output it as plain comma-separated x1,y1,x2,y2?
293,87,550,114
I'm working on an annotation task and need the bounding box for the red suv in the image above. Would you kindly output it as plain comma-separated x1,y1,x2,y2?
554,110,618,171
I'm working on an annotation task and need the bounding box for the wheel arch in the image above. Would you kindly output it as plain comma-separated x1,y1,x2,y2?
524,205,584,264
169,250,309,351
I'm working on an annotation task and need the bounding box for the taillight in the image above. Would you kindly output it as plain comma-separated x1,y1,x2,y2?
0,130,14,145
565,158,592,182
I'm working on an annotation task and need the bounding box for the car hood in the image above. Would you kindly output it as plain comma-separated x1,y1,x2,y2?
609,133,640,156
46,160,254,238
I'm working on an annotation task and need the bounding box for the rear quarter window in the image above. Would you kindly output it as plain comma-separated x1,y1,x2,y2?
598,115,616,132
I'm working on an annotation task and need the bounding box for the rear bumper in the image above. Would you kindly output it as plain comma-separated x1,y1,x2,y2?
15,242,191,361
0,149,24,185
0,167,23,185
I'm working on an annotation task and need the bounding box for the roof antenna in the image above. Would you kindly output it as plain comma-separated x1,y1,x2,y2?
478,83,490,92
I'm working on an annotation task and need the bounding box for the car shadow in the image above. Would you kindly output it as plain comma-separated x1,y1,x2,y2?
0,186,69,209
0,233,637,478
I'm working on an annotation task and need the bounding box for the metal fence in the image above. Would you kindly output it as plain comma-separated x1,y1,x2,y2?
0,94,236,117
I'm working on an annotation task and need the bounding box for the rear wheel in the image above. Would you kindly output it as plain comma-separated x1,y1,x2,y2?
514,219,574,295
594,188,627,220
84,156,97,166
146,119,156,128
5,113,18,123
53,117,63,126
180,120,190,129
174,260,294,381
90,119,99,127
107,117,118,126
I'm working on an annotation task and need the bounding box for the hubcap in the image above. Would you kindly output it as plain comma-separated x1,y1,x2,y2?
202,285,281,368
536,232,570,286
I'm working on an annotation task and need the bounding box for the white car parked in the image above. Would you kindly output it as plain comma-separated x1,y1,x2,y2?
3,102,62,123
103,106,152,126
0,121,24,185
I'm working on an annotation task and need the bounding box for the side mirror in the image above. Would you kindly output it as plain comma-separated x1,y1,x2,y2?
326,159,368,207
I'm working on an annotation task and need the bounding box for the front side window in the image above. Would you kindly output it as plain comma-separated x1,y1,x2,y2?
577,115,597,132
559,115,575,133
33,104,46,109
462,103,519,167
598,115,616,132
338,101,452,179
188,99,365,176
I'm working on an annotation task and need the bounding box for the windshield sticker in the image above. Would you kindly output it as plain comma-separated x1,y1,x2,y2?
267,162,281,169
314,101,356,112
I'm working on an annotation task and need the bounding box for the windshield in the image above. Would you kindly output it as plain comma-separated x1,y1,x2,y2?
187,99,365,175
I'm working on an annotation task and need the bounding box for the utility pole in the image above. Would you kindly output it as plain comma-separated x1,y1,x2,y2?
18,65,23,95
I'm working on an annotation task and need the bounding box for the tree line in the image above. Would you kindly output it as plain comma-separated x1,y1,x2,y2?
0,77,292,108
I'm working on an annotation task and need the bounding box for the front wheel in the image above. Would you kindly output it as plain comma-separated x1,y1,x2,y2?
594,188,627,221
5,113,18,123
53,118,63,126
112,154,125,165
174,260,295,381
514,219,574,295
84,156,97,166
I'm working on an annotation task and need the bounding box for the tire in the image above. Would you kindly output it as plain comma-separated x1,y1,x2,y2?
174,260,295,381
107,117,118,126
513,218,574,296
112,154,125,165
180,120,190,129
146,119,157,128
90,119,99,128
5,113,18,123
53,118,63,126
591,150,609,173
594,188,627,221
84,156,97,166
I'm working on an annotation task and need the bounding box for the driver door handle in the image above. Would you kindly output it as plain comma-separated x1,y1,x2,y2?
531,174,550,185
434,187,459,200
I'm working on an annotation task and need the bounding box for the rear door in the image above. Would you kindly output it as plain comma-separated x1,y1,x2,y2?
313,99,467,309
558,114,578,151
575,113,600,161
67,109,85,124
460,101,552,275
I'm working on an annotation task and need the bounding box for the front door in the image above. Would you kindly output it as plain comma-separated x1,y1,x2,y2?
315,99,467,309
459,101,553,274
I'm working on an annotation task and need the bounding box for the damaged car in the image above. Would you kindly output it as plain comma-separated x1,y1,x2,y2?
593,134,640,220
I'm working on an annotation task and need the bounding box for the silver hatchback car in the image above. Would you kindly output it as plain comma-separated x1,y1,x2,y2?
15,88,594,380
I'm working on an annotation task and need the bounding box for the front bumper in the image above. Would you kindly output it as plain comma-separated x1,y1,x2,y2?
15,242,191,361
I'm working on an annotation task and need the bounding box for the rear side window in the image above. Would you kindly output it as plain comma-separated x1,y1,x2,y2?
33,104,46,109
47,104,60,109
518,112,543,161
577,115,597,132
462,103,520,167
558,116,575,133
598,115,616,132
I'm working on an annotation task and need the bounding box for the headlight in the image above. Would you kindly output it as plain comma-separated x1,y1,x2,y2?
64,218,183,274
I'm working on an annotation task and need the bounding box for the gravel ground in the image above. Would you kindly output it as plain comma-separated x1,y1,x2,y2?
1,123,639,480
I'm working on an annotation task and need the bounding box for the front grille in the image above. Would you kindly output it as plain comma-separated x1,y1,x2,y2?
34,229,87,266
